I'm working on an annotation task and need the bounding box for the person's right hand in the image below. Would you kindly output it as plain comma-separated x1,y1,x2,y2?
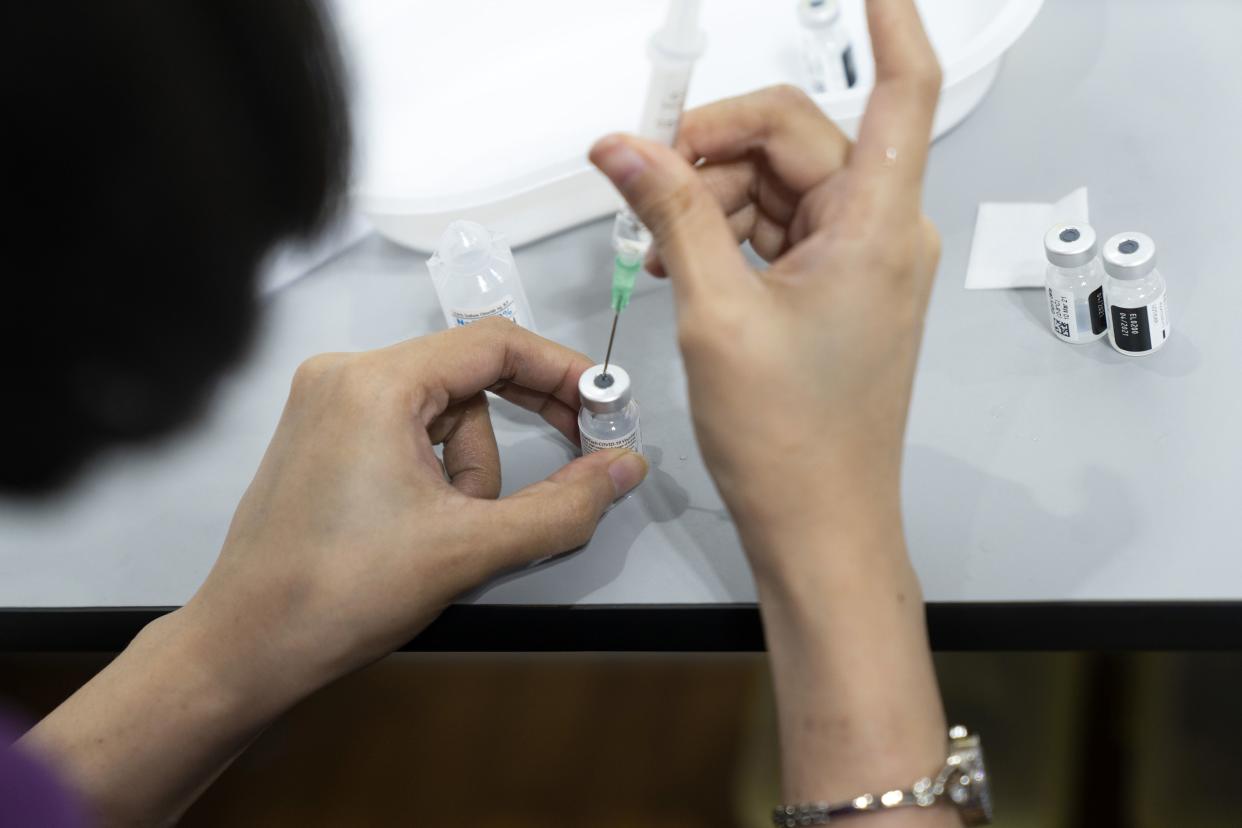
590,1,942,564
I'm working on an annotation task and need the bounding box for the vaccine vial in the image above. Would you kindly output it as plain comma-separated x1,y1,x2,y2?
1102,232,1170,356
426,220,536,332
797,0,857,95
1043,223,1107,344
577,364,643,456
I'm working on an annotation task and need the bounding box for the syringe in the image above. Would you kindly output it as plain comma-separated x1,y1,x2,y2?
602,0,707,375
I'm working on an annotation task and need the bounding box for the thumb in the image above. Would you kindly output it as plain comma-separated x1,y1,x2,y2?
590,133,750,307
477,449,648,568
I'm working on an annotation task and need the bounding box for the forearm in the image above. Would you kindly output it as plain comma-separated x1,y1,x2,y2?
746,504,960,827
18,604,308,827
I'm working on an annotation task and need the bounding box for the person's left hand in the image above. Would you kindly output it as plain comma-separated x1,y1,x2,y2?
185,318,647,704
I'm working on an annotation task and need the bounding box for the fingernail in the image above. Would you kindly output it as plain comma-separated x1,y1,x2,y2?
607,451,648,497
591,135,647,192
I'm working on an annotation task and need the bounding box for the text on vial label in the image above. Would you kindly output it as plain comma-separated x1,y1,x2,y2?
1047,287,1076,340
452,295,518,327
1109,294,1169,354
581,426,643,456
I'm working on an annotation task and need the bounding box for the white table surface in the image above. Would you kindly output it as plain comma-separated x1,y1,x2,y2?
4,0,1241,610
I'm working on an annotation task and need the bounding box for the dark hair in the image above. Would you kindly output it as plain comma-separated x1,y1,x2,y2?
3,0,350,494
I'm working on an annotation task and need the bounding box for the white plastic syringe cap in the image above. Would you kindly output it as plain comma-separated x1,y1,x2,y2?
1044,223,1098,269
654,0,706,59
579,364,632,415
1102,232,1158,280
435,220,494,272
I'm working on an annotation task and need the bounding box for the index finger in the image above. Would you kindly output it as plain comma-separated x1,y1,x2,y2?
853,0,942,201
673,85,851,196
383,319,593,427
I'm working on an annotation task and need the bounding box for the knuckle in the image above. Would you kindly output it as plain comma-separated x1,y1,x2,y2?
861,217,941,294
562,515,596,552
765,83,817,114
712,302,749,344
866,230,917,275
455,314,511,348
472,315,512,336
676,316,713,357
918,65,943,98
676,303,745,358
924,53,945,92
640,175,704,241
338,355,390,404
907,52,944,99
920,217,942,263
290,353,340,397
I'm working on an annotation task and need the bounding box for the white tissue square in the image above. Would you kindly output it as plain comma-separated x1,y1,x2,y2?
965,187,1090,289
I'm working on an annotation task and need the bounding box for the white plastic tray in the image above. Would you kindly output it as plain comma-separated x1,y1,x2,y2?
338,0,1044,253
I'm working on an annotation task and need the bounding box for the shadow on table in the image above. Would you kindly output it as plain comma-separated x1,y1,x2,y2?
1009,287,1201,377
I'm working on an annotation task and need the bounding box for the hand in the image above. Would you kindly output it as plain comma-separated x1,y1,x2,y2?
589,3,942,564
591,5,952,814
22,321,648,827
188,319,648,702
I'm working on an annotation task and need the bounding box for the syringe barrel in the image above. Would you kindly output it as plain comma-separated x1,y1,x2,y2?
637,51,696,146
615,0,705,273
638,0,706,148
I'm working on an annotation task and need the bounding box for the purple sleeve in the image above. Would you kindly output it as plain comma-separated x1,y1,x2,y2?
1,708,90,828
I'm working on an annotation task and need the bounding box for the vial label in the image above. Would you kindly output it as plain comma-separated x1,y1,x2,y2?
452,295,519,327
1046,286,1078,341
1109,294,1170,354
581,425,643,456
805,40,852,94
1089,287,1107,335
842,44,858,87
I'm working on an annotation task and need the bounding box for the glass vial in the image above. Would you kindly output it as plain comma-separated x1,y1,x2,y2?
1102,232,1170,356
1043,223,1107,344
577,364,643,456
797,0,857,95
426,220,536,332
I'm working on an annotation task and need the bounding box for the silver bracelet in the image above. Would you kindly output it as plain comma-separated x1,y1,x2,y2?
772,726,992,826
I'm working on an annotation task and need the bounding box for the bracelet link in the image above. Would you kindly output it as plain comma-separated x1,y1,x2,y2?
771,726,992,826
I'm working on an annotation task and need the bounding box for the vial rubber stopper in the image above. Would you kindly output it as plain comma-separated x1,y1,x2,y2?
579,364,632,415
1044,223,1098,268
1102,232,1157,280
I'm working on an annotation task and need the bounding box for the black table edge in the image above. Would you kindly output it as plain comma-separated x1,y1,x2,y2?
2,602,1241,652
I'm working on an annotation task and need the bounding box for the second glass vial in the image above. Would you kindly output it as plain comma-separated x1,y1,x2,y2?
1044,223,1107,344
1102,232,1170,356
798,0,857,94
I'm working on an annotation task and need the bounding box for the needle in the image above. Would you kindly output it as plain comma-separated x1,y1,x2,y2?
601,310,620,377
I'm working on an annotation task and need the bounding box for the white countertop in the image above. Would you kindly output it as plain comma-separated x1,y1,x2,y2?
4,0,1240,609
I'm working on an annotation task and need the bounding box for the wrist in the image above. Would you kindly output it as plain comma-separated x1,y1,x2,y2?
741,517,948,806
735,492,907,587
160,598,325,721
